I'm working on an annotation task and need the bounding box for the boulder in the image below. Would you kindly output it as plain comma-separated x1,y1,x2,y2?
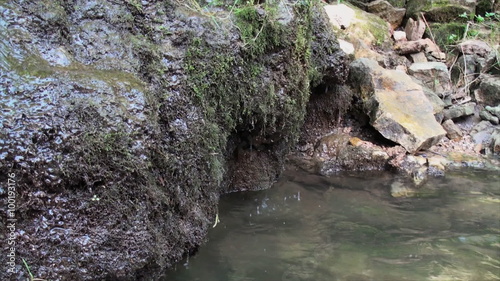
349,58,446,153
405,18,425,41
366,0,406,29
408,62,453,97
476,75,500,106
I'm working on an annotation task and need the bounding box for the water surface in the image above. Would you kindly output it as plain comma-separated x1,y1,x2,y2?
165,169,500,281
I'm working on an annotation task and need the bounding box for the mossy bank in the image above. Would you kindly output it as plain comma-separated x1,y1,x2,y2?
0,0,346,280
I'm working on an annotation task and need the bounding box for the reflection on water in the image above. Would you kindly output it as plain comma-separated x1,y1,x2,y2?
165,169,500,281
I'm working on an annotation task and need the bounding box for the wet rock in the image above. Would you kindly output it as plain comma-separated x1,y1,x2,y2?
480,110,500,125
405,17,425,41
476,75,500,106
443,103,476,120
313,133,390,175
427,155,448,176
408,62,452,97
349,58,446,153
366,0,406,29
391,180,417,198
442,119,463,141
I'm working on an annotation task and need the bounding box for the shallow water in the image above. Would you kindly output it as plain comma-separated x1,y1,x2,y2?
165,169,500,281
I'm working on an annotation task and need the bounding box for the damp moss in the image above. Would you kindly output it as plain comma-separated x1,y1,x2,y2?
183,1,317,187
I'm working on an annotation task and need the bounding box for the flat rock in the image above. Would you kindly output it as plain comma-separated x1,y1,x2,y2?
324,4,355,29
408,62,453,97
349,58,446,153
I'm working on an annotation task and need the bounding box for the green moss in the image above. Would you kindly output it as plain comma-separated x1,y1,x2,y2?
429,22,466,50
183,1,317,187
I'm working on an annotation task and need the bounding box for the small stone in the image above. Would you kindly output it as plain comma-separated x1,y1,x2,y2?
393,31,407,41
349,137,363,146
338,39,355,55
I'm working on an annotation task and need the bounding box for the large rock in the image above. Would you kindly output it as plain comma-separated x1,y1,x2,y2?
408,62,453,97
476,75,500,106
349,58,446,153
366,0,406,29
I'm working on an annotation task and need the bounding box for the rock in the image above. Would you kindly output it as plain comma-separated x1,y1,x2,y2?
366,0,406,29
491,129,500,154
451,54,480,87
408,62,452,97
313,133,390,174
420,85,445,116
457,40,493,58
394,38,437,55
443,103,476,120
476,75,500,106
470,120,495,145
427,155,448,176
480,110,500,125
391,180,417,197
393,30,407,41
442,119,463,140
486,105,500,119
424,5,471,22
410,52,427,63
338,39,355,55
324,4,355,29
405,17,425,41
349,58,446,153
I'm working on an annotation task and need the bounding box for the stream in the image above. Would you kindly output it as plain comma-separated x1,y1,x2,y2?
165,168,500,281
